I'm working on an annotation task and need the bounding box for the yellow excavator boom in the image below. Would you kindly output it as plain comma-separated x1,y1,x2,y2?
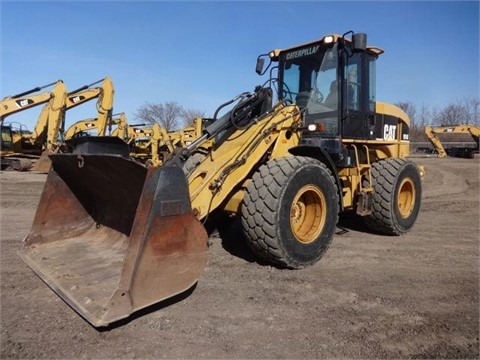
26,81,68,152
64,77,115,136
0,80,63,123
65,112,129,141
424,124,480,158
109,113,129,140
1,80,68,172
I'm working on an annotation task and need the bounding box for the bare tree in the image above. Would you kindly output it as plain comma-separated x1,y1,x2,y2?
464,98,480,125
417,104,432,127
134,101,184,131
434,102,468,126
396,101,417,125
181,108,206,126
396,101,423,141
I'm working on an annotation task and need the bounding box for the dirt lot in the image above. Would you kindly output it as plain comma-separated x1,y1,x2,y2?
1,156,479,359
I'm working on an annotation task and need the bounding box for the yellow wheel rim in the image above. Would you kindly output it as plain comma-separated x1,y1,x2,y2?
290,185,326,244
397,178,416,218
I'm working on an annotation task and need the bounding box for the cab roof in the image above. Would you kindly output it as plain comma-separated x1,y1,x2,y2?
269,33,384,60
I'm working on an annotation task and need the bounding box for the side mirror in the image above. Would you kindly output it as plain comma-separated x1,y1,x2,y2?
255,57,265,75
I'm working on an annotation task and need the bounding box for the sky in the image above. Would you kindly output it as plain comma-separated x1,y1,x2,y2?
1,0,479,131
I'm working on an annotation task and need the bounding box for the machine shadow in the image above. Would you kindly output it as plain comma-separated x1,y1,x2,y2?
207,210,385,264
205,213,258,265
337,210,385,235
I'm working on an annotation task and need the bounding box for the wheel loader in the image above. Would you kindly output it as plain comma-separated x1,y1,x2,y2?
20,32,423,327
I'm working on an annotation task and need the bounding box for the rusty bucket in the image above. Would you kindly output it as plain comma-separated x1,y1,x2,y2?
19,152,208,327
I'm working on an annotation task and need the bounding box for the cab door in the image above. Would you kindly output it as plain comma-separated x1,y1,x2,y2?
341,52,376,140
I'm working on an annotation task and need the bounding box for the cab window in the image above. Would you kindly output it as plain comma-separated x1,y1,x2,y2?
345,53,362,111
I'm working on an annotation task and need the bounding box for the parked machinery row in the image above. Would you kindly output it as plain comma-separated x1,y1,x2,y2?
0,77,195,171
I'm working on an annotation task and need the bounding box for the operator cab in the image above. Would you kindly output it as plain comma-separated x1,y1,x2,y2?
260,33,385,162
1,125,13,151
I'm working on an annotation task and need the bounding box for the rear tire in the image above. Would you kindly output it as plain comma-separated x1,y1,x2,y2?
364,158,422,235
241,156,339,269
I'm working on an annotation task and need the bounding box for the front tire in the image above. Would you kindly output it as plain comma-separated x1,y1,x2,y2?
241,156,339,269
364,158,422,235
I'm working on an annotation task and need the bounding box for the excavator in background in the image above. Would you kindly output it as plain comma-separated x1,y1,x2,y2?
65,112,129,141
132,118,205,167
62,77,115,137
31,77,115,172
128,123,168,166
65,114,171,167
20,32,423,327
424,124,480,158
64,118,99,139
1,124,34,171
1,77,114,171
118,118,205,167
1,80,68,171
169,117,205,147
65,108,203,167
109,113,131,141
0,80,63,123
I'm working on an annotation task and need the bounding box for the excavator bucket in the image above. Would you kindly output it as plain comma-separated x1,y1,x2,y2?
19,151,208,327
31,150,53,173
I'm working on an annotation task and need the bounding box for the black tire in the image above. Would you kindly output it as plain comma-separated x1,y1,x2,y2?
13,158,32,172
182,153,206,176
241,156,339,269
364,158,422,235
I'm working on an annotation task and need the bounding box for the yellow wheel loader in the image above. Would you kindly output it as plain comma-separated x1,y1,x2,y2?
20,32,423,327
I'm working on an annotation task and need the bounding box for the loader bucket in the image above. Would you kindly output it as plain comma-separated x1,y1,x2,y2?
19,153,208,327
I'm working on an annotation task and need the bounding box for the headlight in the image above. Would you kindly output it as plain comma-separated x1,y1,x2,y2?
324,35,334,44
307,123,326,132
